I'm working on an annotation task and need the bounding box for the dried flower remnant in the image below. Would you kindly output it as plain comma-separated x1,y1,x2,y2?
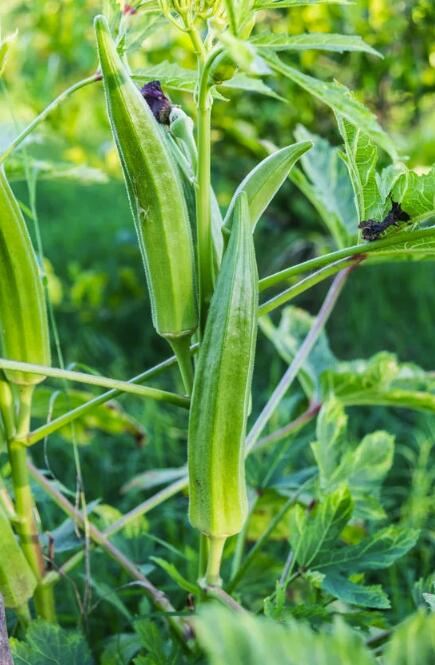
141,81,172,125
359,201,410,241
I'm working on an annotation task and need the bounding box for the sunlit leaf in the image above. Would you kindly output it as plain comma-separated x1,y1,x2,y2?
264,52,398,159
383,611,435,665
293,124,357,245
251,33,381,57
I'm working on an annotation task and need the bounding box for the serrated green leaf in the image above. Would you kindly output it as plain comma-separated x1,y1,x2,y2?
316,526,419,573
383,611,435,665
0,505,37,608
321,572,390,608
321,352,435,413
292,125,357,246
11,621,93,665
133,63,196,92
264,52,397,158
223,141,312,234
101,633,141,665
251,33,381,57
260,305,337,399
311,397,348,487
392,165,435,225
255,0,352,7
290,485,353,567
218,31,271,76
149,557,199,595
196,604,377,665
220,73,285,100
336,116,386,221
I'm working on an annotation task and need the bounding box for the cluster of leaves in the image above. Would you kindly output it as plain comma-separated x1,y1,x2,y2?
1,1,434,664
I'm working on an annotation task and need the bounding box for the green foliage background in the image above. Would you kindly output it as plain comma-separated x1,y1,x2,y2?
0,0,434,662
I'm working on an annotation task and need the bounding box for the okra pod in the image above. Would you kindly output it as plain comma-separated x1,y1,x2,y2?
188,192,258,584
0,167,50,386
95,17,198,377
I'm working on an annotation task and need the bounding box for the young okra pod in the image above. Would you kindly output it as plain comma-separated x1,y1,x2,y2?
0,167,50,386
188,192,258,584
95,17,198,386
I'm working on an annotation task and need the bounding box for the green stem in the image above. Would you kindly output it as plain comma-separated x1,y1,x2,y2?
258,255,362,316
198,533,208,579
259,225,435,292
7,386,56,621
205,536,226,586
195,47,224,331
168,336,194,395
26,347,198,446
0,75,99,165
0,360,190,412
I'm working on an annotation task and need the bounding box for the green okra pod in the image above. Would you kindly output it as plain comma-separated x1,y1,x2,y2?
95,17,198,384
0,167,50,386
188,191,258,584
0,504,37,609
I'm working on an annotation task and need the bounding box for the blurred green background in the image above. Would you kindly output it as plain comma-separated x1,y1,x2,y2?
1,0,434,646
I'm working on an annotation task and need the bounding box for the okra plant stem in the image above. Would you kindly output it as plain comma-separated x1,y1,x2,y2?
195,46,224,329
7,385,56,621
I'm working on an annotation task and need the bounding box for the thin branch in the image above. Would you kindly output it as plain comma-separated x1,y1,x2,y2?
259,225,435,292
26,348,198,446
245,266,353,454
0,359,190,414
252,402,321,453
0,75,99,165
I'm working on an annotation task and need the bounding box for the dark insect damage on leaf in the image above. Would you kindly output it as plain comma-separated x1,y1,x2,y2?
359,201,410,241
140,80,172,124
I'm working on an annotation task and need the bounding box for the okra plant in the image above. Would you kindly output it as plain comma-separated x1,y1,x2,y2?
0,0,434,662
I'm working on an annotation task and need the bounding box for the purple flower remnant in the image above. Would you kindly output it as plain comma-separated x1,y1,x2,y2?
123,4,137,15
140,80,172,125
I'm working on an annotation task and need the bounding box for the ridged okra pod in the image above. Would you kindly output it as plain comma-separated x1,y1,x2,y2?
188,192,258,584
0,167,50,385
95,16,198,384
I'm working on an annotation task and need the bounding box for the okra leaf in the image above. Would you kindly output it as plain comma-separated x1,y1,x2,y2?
311,397,348,488
320,572,390,609
255,0,352,7
150,557,199,595
11,620,93,665
321,351,435,413
196,604,377,665
217,31,271,76
289,485,353,568
32,387,146,445
316,526,419,573
264,52,398,159
336,116,387,222
383,611,435,665
251,33,381,57
392,165,435,225
327,431,394,520
260,306,337,399
89,578,133,621
224,141,312,233
220,73,285,101
293,124,357,246
133,63,197,92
